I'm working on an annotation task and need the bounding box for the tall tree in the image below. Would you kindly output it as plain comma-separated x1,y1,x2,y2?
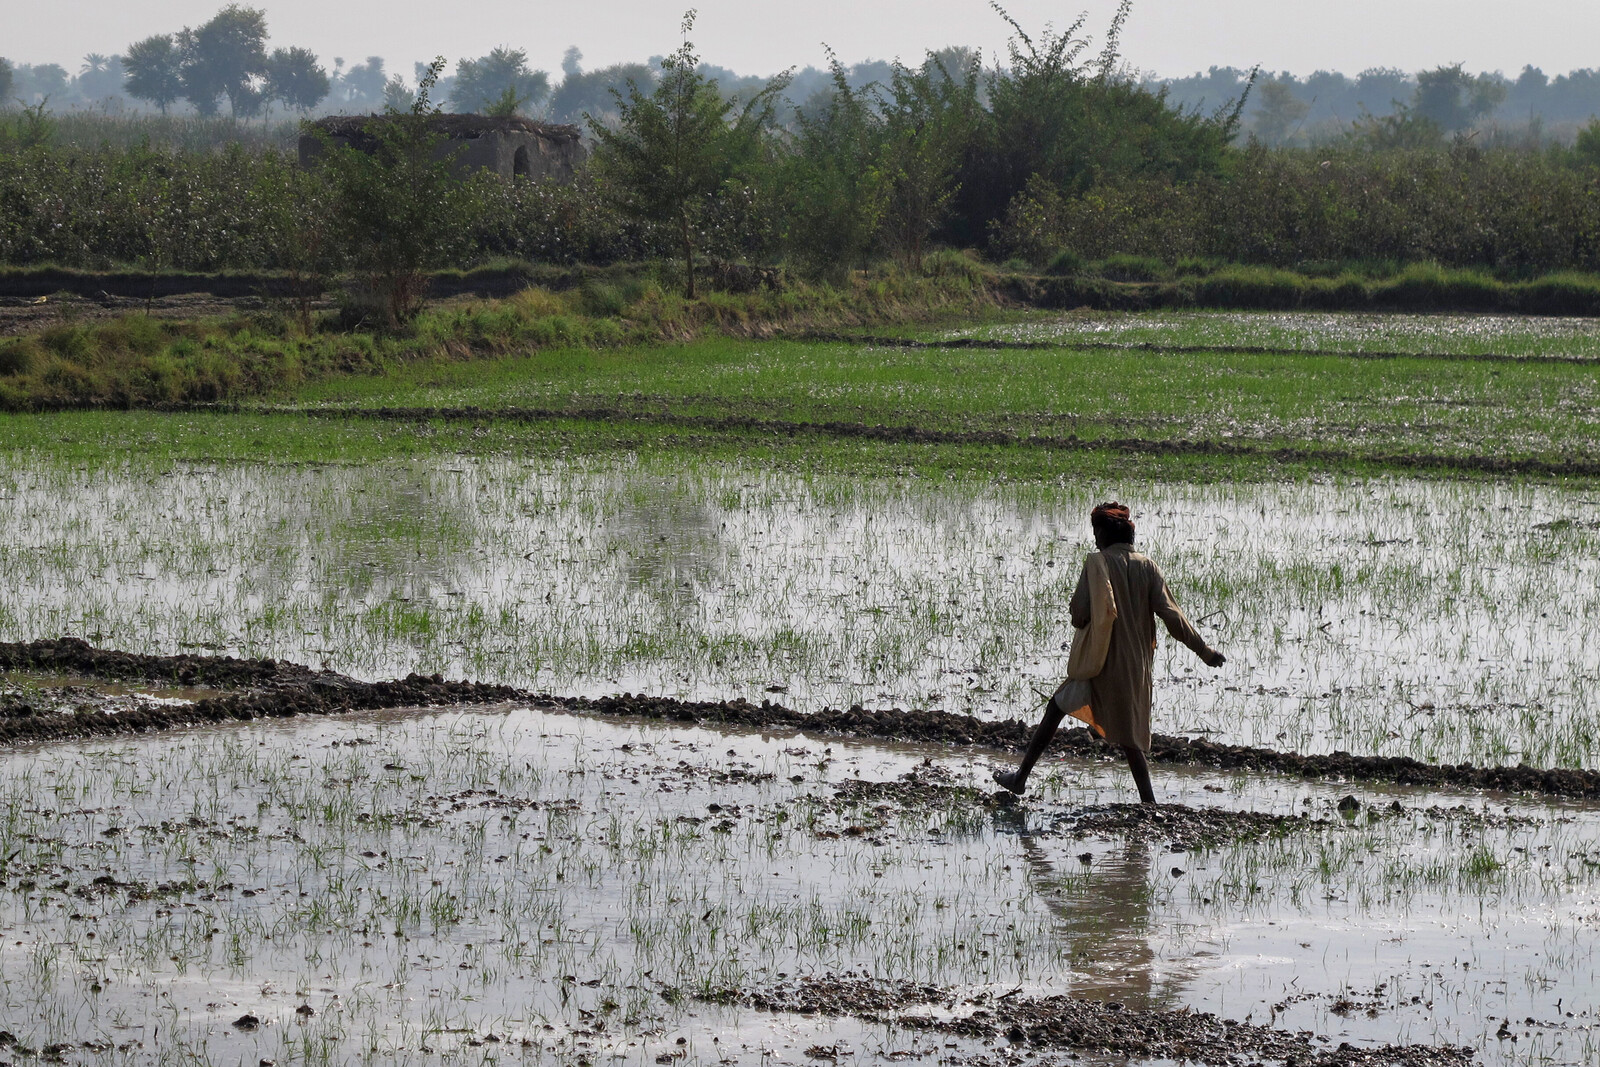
879,53,981,270
77,53,125,101
336,56,387,110
950,2,1242,246
382,74,415,111
589,11,786,297
124,35,186,113
785,54,889,277
179,4,270,116
1413,63,1507,133
0,59,13,106
321,58,468,328
451,47,549,114
1251,78,1310,144
549,61,656,124
264,46,329,113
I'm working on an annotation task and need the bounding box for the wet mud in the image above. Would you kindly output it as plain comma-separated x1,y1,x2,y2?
0,637,524,745
9,638,1600,803
710,975,1473,1066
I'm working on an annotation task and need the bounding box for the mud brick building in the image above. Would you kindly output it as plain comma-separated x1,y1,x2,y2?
299,115,586,182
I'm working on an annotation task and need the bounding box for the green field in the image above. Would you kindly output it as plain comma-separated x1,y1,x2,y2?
3,307,1599,1066
4,308,1597,482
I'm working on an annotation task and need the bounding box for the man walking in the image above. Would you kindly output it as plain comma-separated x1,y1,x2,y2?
994,502,1225,801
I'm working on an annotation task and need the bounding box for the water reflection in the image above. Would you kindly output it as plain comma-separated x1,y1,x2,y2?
1017,835,1188,1011
607,476,727,608
2,456,1598,768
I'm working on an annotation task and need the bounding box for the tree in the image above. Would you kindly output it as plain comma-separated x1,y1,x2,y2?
179,4,270,116
561,46,583,79
451,47,549,114
382,75,415,111
0,59,13,106
1251,78,1310,144
13,64,69,105
320,58,468,329
1413,63,1507,133
1573,118,1600,168
951,1,1242,247
589,12,786,297
336,56,387,110
78,54,125,101
1348,105,1443,150
784,54,889,277
549,61,656,124
264,46,329,113
124,36,184,113
879,53,981,270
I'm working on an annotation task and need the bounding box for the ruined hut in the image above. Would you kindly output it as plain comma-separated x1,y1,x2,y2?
299,115,586,182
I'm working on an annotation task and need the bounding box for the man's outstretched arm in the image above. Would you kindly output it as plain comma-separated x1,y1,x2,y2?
1150,565,1226,667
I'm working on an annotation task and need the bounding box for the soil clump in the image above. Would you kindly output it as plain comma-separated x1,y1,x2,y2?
1042,802,1313,850
708,974,1473,1066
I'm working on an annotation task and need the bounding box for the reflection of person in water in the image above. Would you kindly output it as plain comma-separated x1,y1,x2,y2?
995,502,1225,801
1018,836,1174,1009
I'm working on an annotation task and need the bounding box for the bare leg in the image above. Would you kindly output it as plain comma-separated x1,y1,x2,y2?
1123,745,1156,804
993,699,1068,795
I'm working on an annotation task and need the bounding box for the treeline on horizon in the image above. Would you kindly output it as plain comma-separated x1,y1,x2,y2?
9,3,1600,146
7,3,1600,300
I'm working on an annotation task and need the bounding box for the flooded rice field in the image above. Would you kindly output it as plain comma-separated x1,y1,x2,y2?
1,457,1597,768
939,311,1600,359
3,435,1600,1065
0,700,1586,1066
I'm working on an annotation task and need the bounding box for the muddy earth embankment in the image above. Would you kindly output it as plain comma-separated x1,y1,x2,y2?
707,975,1472,1067
5,637,1600,800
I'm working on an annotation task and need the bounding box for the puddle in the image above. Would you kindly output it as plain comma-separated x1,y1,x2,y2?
0,706,1593,1064
0,457,1596,770
1,671,218,722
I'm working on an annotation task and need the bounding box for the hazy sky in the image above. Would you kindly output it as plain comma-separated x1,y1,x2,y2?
18,1,1600,80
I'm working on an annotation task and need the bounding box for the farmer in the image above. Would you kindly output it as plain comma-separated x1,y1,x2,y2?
993,502,1225,802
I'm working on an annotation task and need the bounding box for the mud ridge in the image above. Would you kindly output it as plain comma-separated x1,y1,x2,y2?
573,692,1600,801
706,975,1471,1067
805,330,1600,366
0,638,526,746
270,403,1600,479
8,639,1600,801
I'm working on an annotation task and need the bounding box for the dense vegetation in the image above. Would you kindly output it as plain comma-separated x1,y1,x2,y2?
7,5,1600,316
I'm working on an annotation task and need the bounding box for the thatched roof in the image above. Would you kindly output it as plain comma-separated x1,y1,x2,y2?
308,114,582,144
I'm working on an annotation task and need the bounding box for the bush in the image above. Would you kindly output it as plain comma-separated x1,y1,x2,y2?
1374,263,1502,310
1514,272,1600,315
1045,249,1085,276
1096,253,1168,282
1194,266,1308,308
0,337,43,376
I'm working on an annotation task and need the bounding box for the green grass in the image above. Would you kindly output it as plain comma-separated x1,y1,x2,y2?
286,331,1599,476
3,303,1596,482
0,408,1308,483
0,255,1004,412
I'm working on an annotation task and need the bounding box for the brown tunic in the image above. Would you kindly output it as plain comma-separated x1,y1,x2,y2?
1068,542,1213,752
